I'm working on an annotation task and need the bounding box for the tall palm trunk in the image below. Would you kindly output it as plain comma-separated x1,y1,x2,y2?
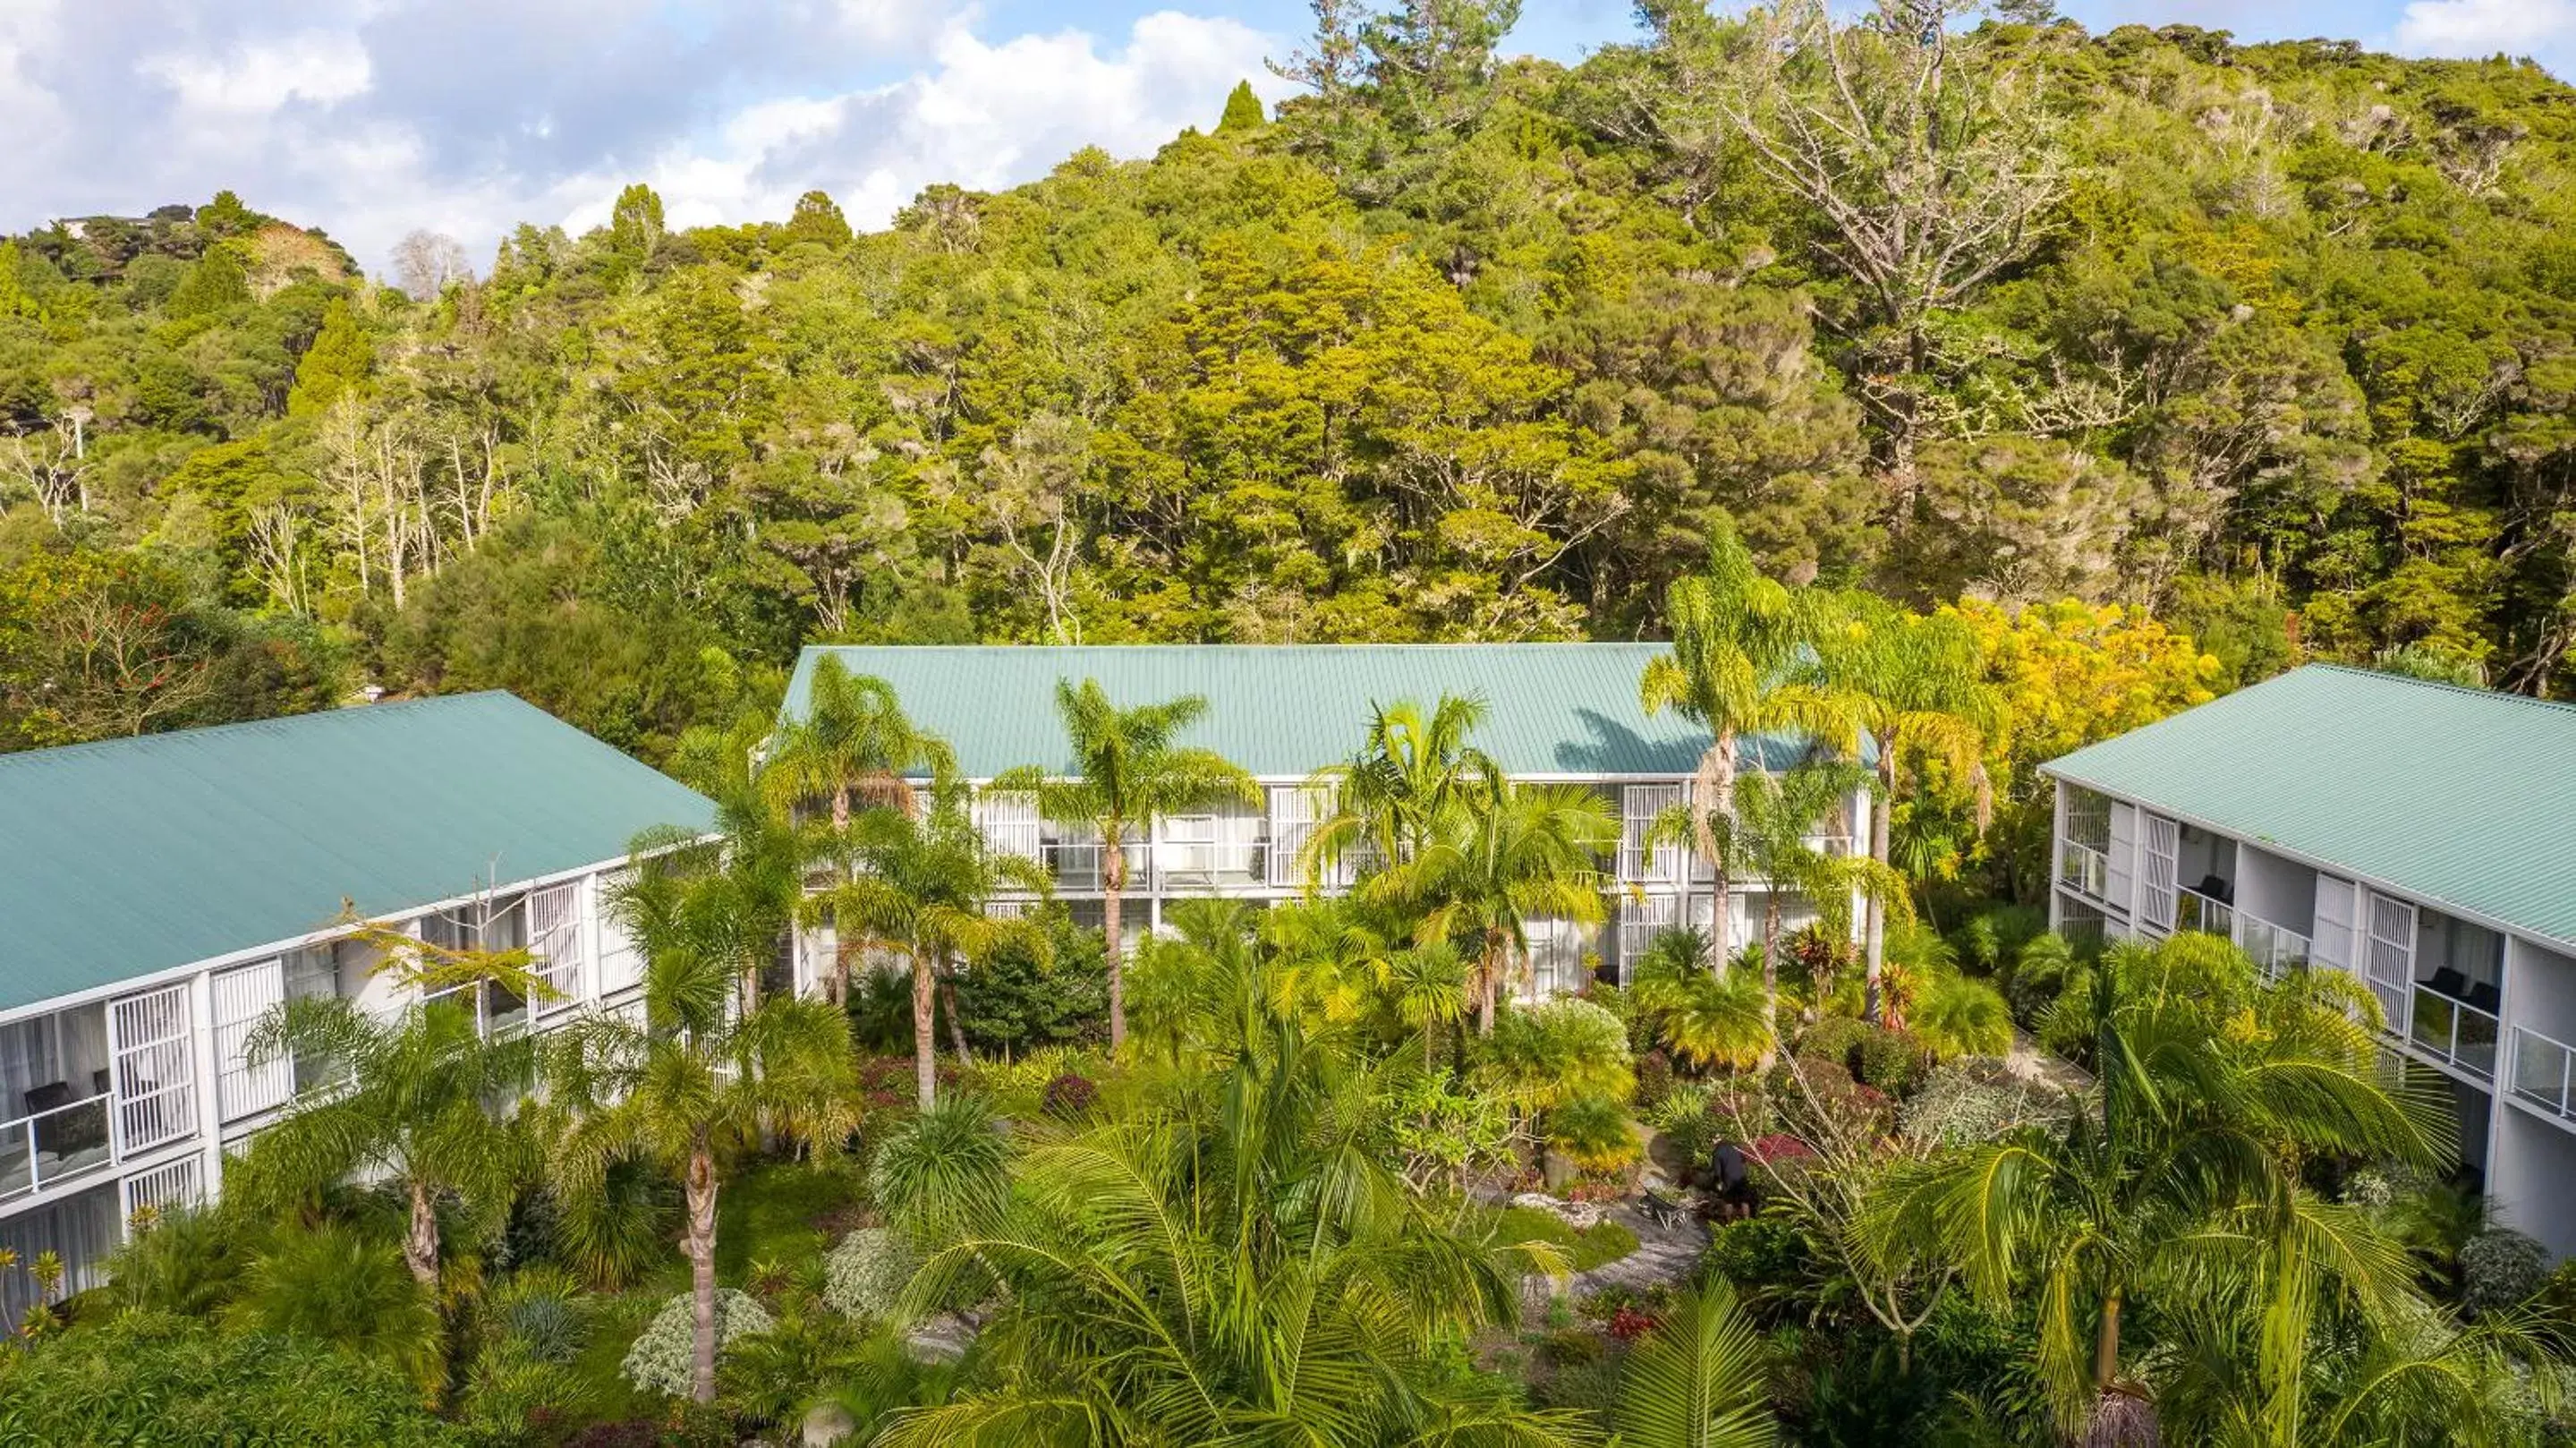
912,948,938,1111
1692,731,1738,974
403,1180,440,1290
684,1137,719,1405
826,785,854,1007
1864,739,1896,1024
2094,1290,2123,1391
1477,928,1507,1035
1102,821,1128,1051
938,957,973,1065
1759,892,1781,1067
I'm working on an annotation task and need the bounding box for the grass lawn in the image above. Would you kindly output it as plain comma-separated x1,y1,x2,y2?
1488,1205,1640,1273
640,1155,869,1296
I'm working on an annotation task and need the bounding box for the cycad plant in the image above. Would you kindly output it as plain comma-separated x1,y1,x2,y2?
543,847,860,1404
1631,930,1773,1072
1874,933,2452,1441
991,678,1258,1051
817,780,1051,1109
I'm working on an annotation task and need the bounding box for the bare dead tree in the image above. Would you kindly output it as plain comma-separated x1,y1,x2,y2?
392,230,473,302
1711,0,2070,480
0,414,94,524
246,502,316,617
980,414,1090,644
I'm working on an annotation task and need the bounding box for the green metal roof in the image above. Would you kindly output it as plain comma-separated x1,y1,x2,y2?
780,643,1783,781
0,694,716,1015
2045,665,2576,948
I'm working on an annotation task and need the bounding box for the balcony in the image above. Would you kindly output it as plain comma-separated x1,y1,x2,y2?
2175,886,2234,940
2410,984,2501,1080
2512,1027,2576,1120
2057,839,2112,902
0,1090,114,1202
2233,915,2312,981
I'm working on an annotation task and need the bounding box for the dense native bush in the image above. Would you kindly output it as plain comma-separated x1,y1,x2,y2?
619,1290,774,1399
0,1312,451,1445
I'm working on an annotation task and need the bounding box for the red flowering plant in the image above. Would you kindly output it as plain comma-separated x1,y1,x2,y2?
1605,1306,1660,1342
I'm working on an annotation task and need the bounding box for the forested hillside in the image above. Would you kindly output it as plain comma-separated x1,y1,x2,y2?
3,2,2572,760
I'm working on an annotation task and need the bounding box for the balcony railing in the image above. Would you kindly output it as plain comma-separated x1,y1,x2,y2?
0,1092,114,1202
2233,915,2312,981
2511,1027,2576,1120
2410,985,2499,1080
2175,886,2234,940
2057,839,2112,902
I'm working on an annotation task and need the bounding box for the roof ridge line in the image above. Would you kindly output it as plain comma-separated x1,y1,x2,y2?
2300,662,2576,715
0,692,520,771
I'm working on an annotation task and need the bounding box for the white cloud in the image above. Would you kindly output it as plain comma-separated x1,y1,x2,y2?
0,0,1291,276
2393,0,2576,66
140,30,372,115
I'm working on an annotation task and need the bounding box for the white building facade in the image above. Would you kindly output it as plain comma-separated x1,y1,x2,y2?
2044,665,2576,1257
779,644,1871,1001
0,694,713,1323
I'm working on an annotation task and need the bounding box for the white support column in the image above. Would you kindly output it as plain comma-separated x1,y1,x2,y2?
186,968,223,1217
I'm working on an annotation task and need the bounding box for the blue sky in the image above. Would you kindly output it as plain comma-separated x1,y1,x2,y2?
0,0,2562,276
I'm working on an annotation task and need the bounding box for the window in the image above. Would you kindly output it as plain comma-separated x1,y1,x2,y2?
1620,784,1684,884
1617,894,1680,978
595,871,643,996
1267,787,1321,888
529,882,583,1013
2139,813,2179,932
109,984,195,1154
973,791,1041,860
211,959,292,1122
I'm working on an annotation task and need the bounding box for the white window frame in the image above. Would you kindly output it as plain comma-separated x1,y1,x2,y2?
530,882,584,1015
2139,813,2180,933
1620,784,1684,885
108,984,196,1156
123,1157,203,1222
210,958,292,1123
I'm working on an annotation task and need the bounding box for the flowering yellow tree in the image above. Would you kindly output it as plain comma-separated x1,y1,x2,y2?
1944,599,2222,899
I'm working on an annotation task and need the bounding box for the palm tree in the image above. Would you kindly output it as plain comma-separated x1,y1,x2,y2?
1641,519,1838,968
816,782,1050,1110
1305,694,1504,875
1730,760,1904,1061
544,848,859,1405
1814,592,1994,1023
1369,779,1618,1035
1387,940,1471,1069
1874,933,2451,1441
232,935,543,1295
876,972,1584,1446
761,656,956,831
1614,1280,1778,1448
990,678,1257,1052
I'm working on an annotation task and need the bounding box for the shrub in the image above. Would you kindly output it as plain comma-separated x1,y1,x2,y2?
1899,1061,2070,1149
822,1227,916,1324
1634,1048,1677,1112
0,1312,448,1445
2462,1229,2549,1316
489,1266,587,1365
2006,933,2076,1022
1797,1017,1872,1076
1548,1095,1643,1173
619,1289,775,1399
1855,1026,1933,1094
1041,1070,1099,1119
870,1094,1011,1242
1911,974,2015,1062
1484,996,1636,1110
1645,1079,1721,1167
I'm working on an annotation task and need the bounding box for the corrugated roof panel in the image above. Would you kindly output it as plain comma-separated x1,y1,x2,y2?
779,643,1776,780
0,694,717,1013
2044,665,2576,948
